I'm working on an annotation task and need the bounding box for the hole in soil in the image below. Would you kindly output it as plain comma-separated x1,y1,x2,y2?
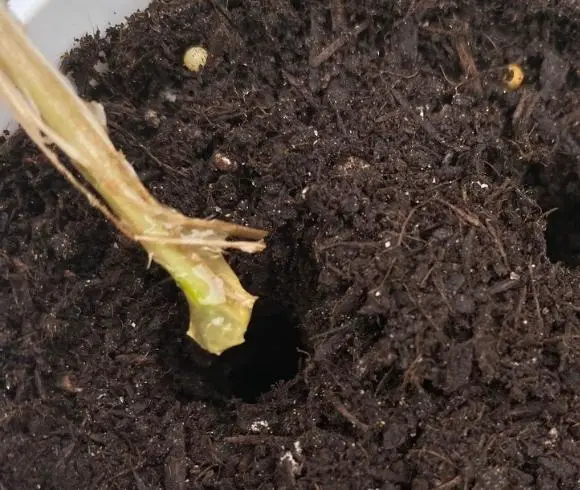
160,225,318,402
161,298,308,404
217,299,306,402
523,161,580,268
545,204,580,267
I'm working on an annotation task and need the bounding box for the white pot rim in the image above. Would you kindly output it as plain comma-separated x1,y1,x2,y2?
2,0,153,132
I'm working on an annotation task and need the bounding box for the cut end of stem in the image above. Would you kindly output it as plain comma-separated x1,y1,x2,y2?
186,294,257,355
169,247,260,355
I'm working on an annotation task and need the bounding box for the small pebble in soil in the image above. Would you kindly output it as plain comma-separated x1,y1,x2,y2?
183,46,208,72
144,109,161,129
502,63,524,91
92,60,109,74
211,152,238,172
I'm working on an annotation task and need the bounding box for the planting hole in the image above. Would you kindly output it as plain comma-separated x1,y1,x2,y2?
217,300,306,402
545,203,580,267
163,298,307,403
523,162,580,268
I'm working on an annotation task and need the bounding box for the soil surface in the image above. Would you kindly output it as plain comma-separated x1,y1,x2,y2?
1,0,580,488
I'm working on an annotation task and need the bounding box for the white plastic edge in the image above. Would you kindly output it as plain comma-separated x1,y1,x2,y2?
1,0,153,132
7,0,51,23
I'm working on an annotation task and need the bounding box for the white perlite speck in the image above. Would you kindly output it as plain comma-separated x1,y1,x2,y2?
249,420,270,433
280,451,300,475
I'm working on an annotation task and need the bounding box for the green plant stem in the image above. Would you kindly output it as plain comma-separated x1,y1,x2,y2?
0,5,266,354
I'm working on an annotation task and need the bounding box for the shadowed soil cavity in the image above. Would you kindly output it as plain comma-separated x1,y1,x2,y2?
1,0,580,488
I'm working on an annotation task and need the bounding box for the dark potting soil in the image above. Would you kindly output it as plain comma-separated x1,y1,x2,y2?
1,0,580,488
